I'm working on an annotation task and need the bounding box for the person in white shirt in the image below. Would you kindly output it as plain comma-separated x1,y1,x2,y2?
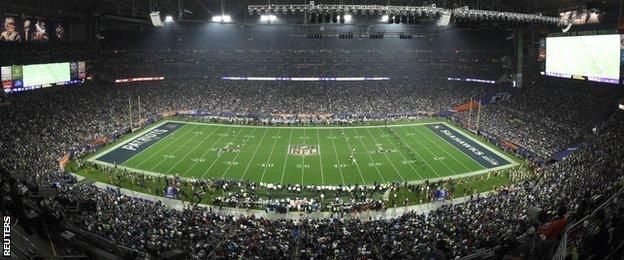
0,17,22,42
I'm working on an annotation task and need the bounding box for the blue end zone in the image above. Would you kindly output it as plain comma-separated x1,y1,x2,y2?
426,124,512,169
95,122,186,165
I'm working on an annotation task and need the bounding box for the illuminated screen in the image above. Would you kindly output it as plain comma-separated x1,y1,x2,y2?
545,35,621,84
23,62,70,87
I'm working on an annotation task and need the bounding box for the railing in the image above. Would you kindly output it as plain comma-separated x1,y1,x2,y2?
62,223,145,258
552,187,624,260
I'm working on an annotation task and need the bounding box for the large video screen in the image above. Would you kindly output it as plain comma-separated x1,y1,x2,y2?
1,16,66,43
545,35,622,84
3,61,85,93
23,62,71,87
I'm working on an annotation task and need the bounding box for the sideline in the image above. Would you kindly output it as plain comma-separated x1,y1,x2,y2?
72,172,496,221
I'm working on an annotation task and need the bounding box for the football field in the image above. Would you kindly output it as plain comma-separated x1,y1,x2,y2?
90,120,518,185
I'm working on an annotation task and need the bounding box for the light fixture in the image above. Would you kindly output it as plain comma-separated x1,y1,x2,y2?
212,15,232,23
248,4,562,26
260,14,277,22
164,15,174,23
343,14,352,23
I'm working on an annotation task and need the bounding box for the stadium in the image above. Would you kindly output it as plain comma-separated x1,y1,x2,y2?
0,0,623,259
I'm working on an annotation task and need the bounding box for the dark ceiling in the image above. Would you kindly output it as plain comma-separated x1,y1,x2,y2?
0,0,617,24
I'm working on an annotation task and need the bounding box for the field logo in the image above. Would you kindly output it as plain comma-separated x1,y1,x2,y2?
214,143,242,154
121,129,169,151
369,144,396,154
288,145,319,156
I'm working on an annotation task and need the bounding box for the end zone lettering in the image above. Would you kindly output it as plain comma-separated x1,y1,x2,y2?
3,215,10,257
122,129,169,151
440,129,501,167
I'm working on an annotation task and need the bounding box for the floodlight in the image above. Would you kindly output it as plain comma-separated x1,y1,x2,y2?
212,15,232,23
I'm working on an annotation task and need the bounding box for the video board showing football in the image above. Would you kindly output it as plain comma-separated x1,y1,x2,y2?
542,34,622,85
2,61,86,93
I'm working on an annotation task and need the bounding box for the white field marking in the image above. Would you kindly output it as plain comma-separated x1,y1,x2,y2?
279,128,294,184
371,127,425,180
200,127,245,179
404,128,457,175
145,124,204,171
337,128,365,183
442,122,519,167
396,126,458,174
260,128,281,183
328,129,348,185
221,129,259,179
362,128,406,182
89,120,519,185
165,124,222,174
316,128,324,184
350,128,386,183
390,126,443,178
112,123,197,168
301,128,306,185
168,119,443,129
90,120,170,162
220,128,256,179
411,125,475,172
240,128,269,181
181,126,233,177
91,157,518,187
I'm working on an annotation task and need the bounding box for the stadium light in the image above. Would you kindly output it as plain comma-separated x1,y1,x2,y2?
260,14,277,22
164,15,174,23
343,14,352,23
212,15,232,23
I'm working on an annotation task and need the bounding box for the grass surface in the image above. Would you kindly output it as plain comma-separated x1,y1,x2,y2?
90,119,517,186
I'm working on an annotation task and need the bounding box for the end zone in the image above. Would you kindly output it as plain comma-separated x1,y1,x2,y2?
90,121,186,165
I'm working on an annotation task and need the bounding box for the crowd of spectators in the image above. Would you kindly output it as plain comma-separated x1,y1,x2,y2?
456,80,619,161
0,76,621,258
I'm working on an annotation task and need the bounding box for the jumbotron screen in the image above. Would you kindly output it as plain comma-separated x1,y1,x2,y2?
23,62,70,87
2,61,85,92
545,35,622,84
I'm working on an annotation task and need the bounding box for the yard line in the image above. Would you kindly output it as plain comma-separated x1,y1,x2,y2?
279,128,294,184
361,128,406,182
200,128,246,179
316,128,324,184
132,124,200,168
336,128,365,183
395,126,456,176
165,125,222,174
146,125,204,171
387,126,443,178
239,128,269,181
301,128,306,185
220,128,256,179
328,129,348,185
181,126,233,177
350,128,386,183
412,125,475,171
260,128,281,183
370,127,424,180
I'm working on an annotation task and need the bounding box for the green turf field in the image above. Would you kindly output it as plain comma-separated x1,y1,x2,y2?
89,120,518,185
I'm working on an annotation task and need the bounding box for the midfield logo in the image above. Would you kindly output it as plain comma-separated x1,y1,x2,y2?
214,143,242,154
288,145,320,156
369,144,396,154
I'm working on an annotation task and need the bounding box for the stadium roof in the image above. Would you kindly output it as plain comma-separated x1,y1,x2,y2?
1,0,617,25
